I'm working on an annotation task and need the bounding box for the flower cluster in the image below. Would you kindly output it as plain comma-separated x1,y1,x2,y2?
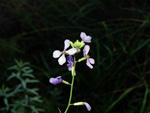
49,32,95,112
52,32,95,69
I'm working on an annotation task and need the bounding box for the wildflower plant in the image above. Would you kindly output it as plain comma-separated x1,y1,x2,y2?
0,60,43,113
50,32,95,113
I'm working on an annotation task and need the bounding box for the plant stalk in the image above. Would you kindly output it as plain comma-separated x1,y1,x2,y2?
64,57,76,113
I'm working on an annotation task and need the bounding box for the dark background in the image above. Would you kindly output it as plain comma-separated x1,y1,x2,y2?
0,0,150,113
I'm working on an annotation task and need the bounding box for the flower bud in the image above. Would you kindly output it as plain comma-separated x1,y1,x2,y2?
74,40,80,47
73,102,91,111
62,80,71,85
80,41,85,48
74,40,85,49
74,102,83,106
78,57,87,62
70,41,74,48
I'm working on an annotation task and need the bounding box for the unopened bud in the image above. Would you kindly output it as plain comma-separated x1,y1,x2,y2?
74,102,83,106
78,57,87,62
62,80,71,85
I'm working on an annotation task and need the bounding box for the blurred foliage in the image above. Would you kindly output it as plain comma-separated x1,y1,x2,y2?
0,0,150,113
0,60,43,113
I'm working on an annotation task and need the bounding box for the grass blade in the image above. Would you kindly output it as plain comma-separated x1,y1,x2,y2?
140,86,149,113
105,84,143,113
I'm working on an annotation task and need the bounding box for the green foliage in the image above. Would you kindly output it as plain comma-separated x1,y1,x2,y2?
0,60,43,113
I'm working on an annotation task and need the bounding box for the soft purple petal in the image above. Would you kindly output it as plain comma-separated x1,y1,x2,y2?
80,32,92,43
84,36,92,43
67,56,74,64
80,32,86,41
67,64,72,71
66,48,77,55
83,102,91,111
67,56,74,71
58,54,66,65
86,59,93,69
88,58,95,64
49,76,62,85
83,45,90,57
53,50,62,58
64,39,70,50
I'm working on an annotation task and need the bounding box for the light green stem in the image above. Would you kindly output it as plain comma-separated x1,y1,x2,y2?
64,57,76,113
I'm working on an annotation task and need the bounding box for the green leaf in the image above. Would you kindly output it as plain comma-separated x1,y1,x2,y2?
3,87,11,97
16,72,21,78
4,98,9,111
7,73,16,81
27,88,39,95
30,105,39,113
15,59,23,68
8,65,18,70
29,96,43,103
25,78,39,83
25,95,28,106
22,62,30,67
23,69,33,74
7,84,22,97
22,66,31,71
21,79,27,89
22,73,35,78
11,100,25,111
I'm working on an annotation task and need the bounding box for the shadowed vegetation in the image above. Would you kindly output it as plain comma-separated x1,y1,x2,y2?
0,0,150,113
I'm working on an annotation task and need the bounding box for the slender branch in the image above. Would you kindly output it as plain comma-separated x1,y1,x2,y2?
64,57,76,113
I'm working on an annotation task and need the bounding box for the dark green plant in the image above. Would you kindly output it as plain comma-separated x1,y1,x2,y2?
0,60,44,113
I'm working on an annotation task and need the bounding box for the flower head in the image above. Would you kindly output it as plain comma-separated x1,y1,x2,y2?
80,32,92,43
73,102,91,111
53,39,77,65
67,55,74,71
83,45,95,69
70,40,85,53
49,76,62,85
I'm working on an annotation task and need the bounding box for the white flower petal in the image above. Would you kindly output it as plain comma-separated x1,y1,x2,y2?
53,50,62,58
86,59,93,69
80,32,86,41
64,39,70,50
58,54,66,65
83,45,90,57
66,48,77,55
88,58,95,64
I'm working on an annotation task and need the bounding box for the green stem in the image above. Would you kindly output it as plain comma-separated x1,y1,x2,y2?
64,57,76,113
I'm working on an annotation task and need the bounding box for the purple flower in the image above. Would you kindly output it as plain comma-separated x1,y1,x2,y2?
83,45,95,69
53,39,77,65
49,76,62,85
80,32,92,43
73,102,91,111
67,55,74,71
83,102,91,111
